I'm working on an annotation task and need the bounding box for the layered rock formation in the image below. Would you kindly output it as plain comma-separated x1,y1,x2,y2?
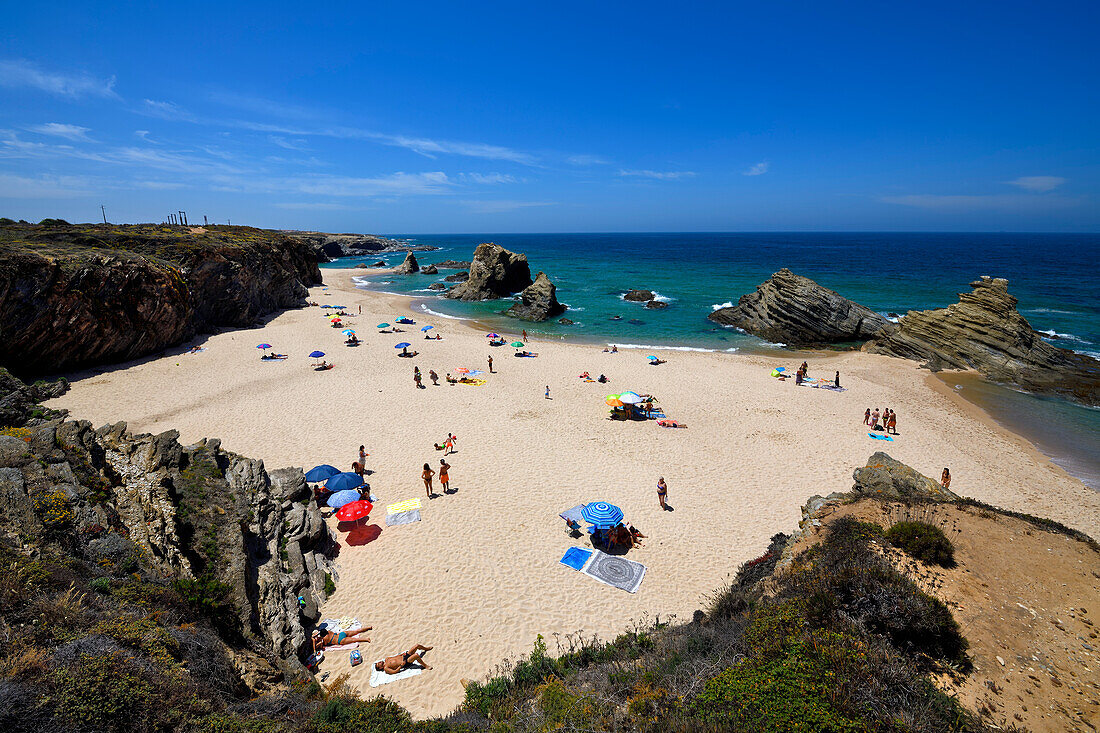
393,251,419,274
0,222,322,376
445,243,533,301
708,268,891,346
865,276,1100,406
505,271,567,321
0,368,336,680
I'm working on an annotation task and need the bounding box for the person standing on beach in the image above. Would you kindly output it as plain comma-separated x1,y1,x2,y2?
941,468,951,490
422,462,435,498
439,458,450,493
871,408,881,429
545,385,551,399
444,433,456,455
834,371,841,388
864,408,871,425
359,445,367,468
487,355,493,373
429,369,439,386
657,477,668,510
887,410,897,435
414,366,423,388
522,329,528,342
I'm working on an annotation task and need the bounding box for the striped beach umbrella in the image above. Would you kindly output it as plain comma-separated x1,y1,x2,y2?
581,502,624,528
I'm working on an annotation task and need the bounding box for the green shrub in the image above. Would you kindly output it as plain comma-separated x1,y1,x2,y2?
324,572,336,595
90,577,111,594
886,521,956,567
308,695,413,733
174,576,234,617
51,652,153,732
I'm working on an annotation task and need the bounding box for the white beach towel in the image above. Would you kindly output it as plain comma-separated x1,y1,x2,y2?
369,655,426,687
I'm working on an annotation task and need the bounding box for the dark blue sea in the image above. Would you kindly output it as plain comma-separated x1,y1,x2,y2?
323,232,1100,490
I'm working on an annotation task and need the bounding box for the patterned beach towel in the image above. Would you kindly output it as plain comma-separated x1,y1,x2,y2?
387,498,422,513
581,550,647,593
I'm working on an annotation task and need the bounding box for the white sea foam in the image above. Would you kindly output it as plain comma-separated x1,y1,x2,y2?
418,304,466,320
710,301,734,311
610,342,722,353
651,291,674,303
566,306,585,311
1038,329,1083,342
1024,308,1075,315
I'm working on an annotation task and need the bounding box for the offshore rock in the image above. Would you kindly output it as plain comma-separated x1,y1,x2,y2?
865,276,1100,406
446,243,533,301
505,271,566,322
444,271,469,282
393,251,419,274
623,289,655,302
645,300,669,309
421,264,438,275
427,283,447,291
434,260,471,269
707,268,891,346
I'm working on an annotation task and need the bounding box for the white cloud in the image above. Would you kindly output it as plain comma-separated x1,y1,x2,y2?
743,161,769,176
618,169,696,180
141,99,196,121
463,172,516,185
0,173,94,198
0,59,118,99
880,193,1080,211
459,200,555,214
1005,176,1065,192
269,135,309,151
567,154,612,166
26,123,94,142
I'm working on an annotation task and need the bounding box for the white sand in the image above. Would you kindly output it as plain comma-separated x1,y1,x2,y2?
47,270,1100,718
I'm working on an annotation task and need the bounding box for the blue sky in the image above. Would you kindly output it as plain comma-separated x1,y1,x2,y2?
1,1,1097,232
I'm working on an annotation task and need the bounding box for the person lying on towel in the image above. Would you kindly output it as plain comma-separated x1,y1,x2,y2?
377,644,433,673
312,624,372,652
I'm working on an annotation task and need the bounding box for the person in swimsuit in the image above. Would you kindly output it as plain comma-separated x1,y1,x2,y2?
941,468,951,490
376,644,433,673
800,361,809,376
870,408,881,429
422,462,435,498
864,408,870,425
312,624,372,653
522,329,528,342
657,477,668,510
887,410,897,435
429,369,439,386
834,371,840,388
488,355,494,373
359,445,367,467
439,459,450,493
444,433,456,455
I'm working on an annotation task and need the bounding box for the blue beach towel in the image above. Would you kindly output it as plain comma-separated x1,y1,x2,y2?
868,433,894,441
560,547,593,571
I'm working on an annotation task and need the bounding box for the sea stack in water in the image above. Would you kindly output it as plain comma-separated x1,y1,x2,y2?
865,276,1100,406
421,264,438,275
393,251,419,274
623,289,655,302
708,269,890,346
445,243,533,301
505,271,567,321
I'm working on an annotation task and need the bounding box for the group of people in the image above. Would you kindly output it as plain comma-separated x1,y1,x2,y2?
864,406,898,434
311,626,434,674
421,458,453,498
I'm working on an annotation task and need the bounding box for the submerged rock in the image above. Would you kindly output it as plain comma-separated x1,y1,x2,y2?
445,243,533,301
393,251,420,274
864,276,1100,406
505,272,567,321
707,269,891,346
558,317,574,325
623,289,655,302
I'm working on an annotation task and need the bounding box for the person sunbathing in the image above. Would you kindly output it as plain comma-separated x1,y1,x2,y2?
312,624,372,653
579,372,591,379
627,524,647,547
376,645,433,673
648,358,666,365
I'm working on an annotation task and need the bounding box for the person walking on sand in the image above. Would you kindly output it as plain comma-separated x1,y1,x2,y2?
545,385,551,399
422,462,435,498
863,408,871,425
439,458,450,493
657,477,669,510
941,467,951,490
414,366,423,388
429,369,439,386
522,329,528,342
487,355,493,373
444,433,456,455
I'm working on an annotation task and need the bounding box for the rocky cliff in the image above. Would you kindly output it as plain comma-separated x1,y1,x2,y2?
0,222,322,376
0,368,336,684
283,231,400,260
445,243,533,301
864,276,1100,406
505,271,567,321
708,268,891,346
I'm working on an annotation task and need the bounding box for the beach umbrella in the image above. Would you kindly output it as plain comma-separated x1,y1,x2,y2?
377,323,390,328
605,395,623,407
455,367,470,374
646,355,658,361
342,329,356,335
257,343,272,350
618,391,643,405
421,325,434,332
335,499,373,524
395,342,411,349
304,464,340,483
321,305,333,309
486,333,500,338
325,472,364,492
581,501,623,529
308,350,326,358
327,489,363,509
511,341,525,348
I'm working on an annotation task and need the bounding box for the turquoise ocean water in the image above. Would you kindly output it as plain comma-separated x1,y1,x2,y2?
322,233,1100,490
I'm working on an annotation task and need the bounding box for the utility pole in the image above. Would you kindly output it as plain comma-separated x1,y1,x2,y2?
203,215,208,226
100,205,107,224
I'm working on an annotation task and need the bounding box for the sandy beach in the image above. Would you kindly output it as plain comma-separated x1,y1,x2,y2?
46,269,1100,718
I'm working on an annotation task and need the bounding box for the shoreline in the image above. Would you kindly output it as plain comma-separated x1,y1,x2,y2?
45,268,1100,718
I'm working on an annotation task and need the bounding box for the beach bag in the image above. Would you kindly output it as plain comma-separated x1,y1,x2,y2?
350,650,363,667
306,652,323,671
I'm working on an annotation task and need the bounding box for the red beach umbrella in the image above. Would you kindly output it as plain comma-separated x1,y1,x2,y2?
335,499,373,524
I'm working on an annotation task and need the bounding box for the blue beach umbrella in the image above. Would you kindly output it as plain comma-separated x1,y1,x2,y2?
486,333,500,338
257,343,272,350
309,350,325,358
305,464,340,483
327,489,363,509
581,502,624,529
320,305,333,309
325,472,364,492
646,355,658,361
421,325,434,332
341,329,356,335
395,342,411,349
377,323,391,328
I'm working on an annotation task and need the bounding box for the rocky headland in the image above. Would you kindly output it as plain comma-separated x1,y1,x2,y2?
0,222,322,376
445,243,534,301
708,268,891,346
505,271,567,321
865,276,1100,406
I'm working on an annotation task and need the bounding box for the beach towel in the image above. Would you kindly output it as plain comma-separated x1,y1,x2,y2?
321,618,360,634
184,347,206,354
559,505,586,525
385,509,421,526
387,498,422,513
868,433,894,441
369,655,427,687
581,550,647,593
560,547,593,571
322,642,360,651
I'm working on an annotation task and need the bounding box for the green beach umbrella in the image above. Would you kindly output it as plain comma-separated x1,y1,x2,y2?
511,341,525,348
377,323,390,328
